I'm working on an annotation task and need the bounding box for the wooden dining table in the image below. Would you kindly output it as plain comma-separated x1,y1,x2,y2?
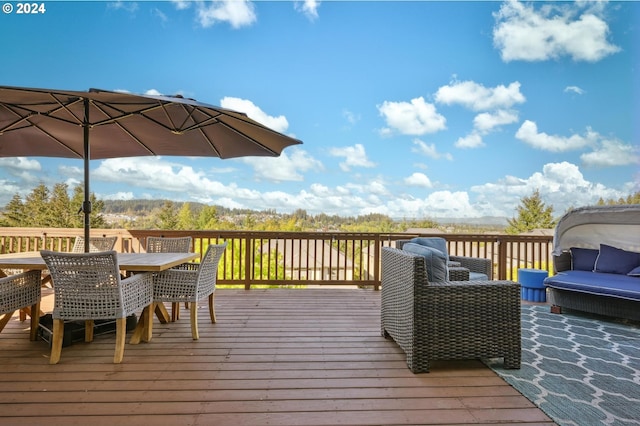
0,251,199,344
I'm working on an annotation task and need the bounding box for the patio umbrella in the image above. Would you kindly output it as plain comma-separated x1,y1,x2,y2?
0,85,302,251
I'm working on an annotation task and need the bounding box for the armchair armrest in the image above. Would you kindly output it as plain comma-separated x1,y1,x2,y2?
450,255,493,280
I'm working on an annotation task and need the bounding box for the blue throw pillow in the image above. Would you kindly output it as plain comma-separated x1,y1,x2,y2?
409,237,449,262
594,244,640,275
571,247,599,271
402,242,448,282
628,266,640,277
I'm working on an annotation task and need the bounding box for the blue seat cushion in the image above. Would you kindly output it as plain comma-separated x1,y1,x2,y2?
402,242,448,282
544,270,640,301
469,272,489,281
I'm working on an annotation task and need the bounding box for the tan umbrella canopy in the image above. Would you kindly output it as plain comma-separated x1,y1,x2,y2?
0,85,302,250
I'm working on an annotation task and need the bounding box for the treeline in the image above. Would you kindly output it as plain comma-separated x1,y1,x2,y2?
1,183,639,233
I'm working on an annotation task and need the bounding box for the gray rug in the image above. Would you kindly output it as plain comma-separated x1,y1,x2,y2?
486,305,640,426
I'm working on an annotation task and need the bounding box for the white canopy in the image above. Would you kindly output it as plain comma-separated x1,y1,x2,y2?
552,204,640,255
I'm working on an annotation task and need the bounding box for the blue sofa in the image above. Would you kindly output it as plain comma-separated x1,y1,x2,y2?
543,205,640,321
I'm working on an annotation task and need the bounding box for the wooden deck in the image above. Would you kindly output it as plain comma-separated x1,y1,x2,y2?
0,288,554,425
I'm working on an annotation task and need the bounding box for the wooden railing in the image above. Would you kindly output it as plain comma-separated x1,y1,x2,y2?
0,227,554,289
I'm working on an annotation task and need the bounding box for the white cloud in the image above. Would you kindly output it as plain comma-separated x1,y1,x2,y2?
328,144,376,172
220,97,290,134
473,109,519,133
195,0,257,29
564,86,585,95
378,97,446,136
581,139,640,167
515,120,596,152
0,157,41,173
102,192,135,201
435,80,525,111
455,132,485,149
411,139,453,160
294,0,320,21
493,0,620,62
243,148,324,181
404,172,433,188
471,161,627,216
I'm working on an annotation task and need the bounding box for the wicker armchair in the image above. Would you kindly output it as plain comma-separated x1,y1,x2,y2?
146,236,193,321
381,247,521,373
71,236,118,253
396,238,493,280
152,243,226,340
0,270,42,341
41,250,153,364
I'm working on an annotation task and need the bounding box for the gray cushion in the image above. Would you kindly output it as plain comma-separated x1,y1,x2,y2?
403,242,448,282
469,272,489,281
409,237,449,262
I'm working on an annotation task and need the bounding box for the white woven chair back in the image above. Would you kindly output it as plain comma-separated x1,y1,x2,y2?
71,236,117,253
146,236,192,253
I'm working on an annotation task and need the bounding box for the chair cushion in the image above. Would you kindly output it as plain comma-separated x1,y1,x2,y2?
403,242,448,282
409,237,449,262
570,247,599,271
469,272,489,281
594,244,640,275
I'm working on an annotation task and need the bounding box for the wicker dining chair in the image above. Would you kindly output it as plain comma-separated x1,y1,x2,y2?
152,243,226,340
71,236,118,253
41,250,153,364
146,236,193,321
146,236,192,253
0,270,42,341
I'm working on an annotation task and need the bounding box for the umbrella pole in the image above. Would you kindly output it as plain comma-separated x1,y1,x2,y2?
83,98,91,253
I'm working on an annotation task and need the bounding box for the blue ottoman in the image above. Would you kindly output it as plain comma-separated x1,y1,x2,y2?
518,268,549,302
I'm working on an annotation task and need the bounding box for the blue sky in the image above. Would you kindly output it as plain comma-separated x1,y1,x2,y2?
0,0,638,221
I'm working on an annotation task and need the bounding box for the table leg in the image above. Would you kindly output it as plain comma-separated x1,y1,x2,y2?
154,302,170,324
130,303,154,344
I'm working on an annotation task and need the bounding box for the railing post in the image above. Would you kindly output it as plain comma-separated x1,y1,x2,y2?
244,234,252,290
497,237,508,280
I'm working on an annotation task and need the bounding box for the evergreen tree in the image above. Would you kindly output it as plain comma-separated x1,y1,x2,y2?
70,185,107,228
23,183,50,227
48,183,74,227
0,194,27,226
196,205,218,229
505,189,556,234
156,201,178,229
176,202,196,230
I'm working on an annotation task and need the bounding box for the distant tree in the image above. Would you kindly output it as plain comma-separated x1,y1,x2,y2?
505,189,556,234
0,183,105,228
597,191,640,206
176,202,196,230
156,201,178,229
0,194,27,226
70,185,106,228
24,183,50,227
48,183,74,228
196,205,218,229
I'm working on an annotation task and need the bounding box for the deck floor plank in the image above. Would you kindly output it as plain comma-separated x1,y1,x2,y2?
0,288,554,425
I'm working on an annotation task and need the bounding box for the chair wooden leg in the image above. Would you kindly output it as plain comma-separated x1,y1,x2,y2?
29,301,40,341
19,309,26,322
190,302,199,340
84,320,94,342
0,310,16,334
50,319,64,364
209,293,216,323
114,318,126,364
171,302,179,322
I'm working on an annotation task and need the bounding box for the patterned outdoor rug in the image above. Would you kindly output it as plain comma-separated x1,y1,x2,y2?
486,305,640,426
